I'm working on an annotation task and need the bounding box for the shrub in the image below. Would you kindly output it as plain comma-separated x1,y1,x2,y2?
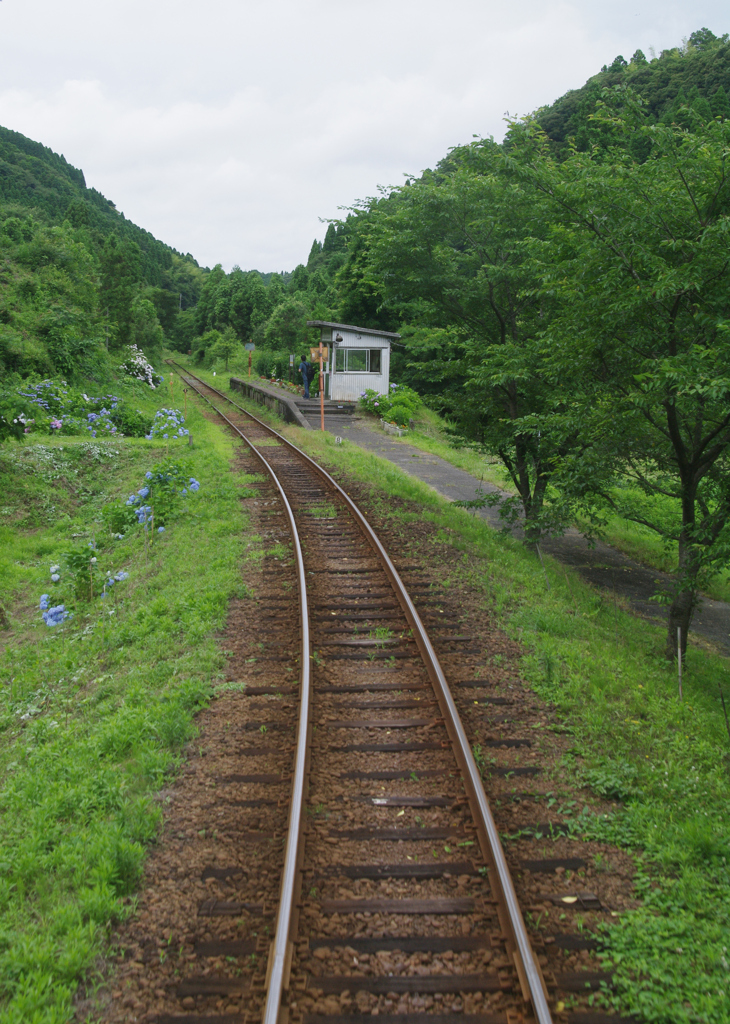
118,344,163,388
146,409,189,442
358,383,422,424
387,403,412,427
110,404,152,438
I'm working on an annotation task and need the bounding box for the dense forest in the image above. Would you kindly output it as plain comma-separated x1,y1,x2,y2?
0,124,207,379
2,26,730,657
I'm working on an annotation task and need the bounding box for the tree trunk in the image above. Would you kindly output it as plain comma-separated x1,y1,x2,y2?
666,587,695,661
666,524,701,661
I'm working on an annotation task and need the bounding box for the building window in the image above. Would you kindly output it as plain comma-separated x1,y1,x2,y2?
334,349,383,372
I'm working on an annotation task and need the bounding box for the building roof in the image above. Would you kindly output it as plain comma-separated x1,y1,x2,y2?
306,320,401,340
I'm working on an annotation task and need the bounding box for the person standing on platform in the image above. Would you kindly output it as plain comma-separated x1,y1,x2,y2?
298,354,312,399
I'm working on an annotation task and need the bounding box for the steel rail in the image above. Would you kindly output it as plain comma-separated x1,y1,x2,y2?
168,362,553,1024
170,367,311,1024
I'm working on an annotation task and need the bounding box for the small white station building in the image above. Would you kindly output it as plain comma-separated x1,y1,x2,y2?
307,320,401,402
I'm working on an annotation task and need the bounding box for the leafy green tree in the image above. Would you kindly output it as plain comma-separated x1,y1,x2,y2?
194,329,222,365
362,142,573,541
145,287,180,334
212,326,241,370
130,297,164,357
689,27,720,51
263,298,310,350
289,264,309,293
710,85,730,119
511,103,730,658
99,235,142,349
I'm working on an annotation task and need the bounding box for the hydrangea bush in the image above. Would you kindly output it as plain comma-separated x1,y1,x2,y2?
6,380,151,439
38,543,130,627
118,345,163,389
120,458,201,527
358,383,422,427
146,409,189,442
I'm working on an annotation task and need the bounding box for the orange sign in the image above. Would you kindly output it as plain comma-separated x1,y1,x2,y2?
311,346,329,361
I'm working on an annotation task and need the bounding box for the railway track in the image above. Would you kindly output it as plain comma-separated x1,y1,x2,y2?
132,361,629,1024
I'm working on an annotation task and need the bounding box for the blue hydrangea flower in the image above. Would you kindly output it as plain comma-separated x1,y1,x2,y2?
39,594,50,610
157,526,165,533
138,486,150,498
51,573,60,582
145,471,153,480
115,570,130,581
42,604,70,627
189,478,200,492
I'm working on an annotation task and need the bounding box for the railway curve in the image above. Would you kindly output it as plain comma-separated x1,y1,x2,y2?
164,360,553,1024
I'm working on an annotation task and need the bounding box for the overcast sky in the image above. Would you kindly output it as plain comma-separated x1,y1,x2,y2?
0,1,727,272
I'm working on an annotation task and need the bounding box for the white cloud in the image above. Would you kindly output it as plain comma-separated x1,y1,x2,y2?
0,0,727,269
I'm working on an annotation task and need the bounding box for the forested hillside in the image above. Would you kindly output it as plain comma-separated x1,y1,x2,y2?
535,26,730,149
0,125,207,379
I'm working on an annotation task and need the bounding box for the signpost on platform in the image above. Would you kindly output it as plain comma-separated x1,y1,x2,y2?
245,341,255,378
311,345,329,432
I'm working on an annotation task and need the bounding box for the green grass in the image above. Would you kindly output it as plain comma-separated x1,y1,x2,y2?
0,381,261,1023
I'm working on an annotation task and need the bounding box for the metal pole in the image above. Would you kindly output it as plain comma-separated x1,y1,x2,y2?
319,340,324,432
678,627,683,700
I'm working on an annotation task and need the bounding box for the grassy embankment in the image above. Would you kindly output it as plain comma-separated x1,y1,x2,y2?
188,363,730,1024
363,399,730,605
0,378,265,1023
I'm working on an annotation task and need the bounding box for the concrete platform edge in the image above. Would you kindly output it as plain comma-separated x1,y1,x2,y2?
229,377,311,430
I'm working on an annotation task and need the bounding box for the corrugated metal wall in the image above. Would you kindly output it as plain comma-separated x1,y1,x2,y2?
327,328,391,402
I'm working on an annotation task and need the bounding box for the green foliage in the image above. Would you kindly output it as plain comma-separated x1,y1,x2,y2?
109,403,152,438
211,326,241,370
387,403,412,427
358,384,421,425
61,542,101,601
100,501,137,536
263,297,310,349
0,399,253,1020
507,101,730,654
0,125,206,378
140,457,196,526
532,28,730,151
130,296,164,357
254,348,295,380
0,388,35,443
